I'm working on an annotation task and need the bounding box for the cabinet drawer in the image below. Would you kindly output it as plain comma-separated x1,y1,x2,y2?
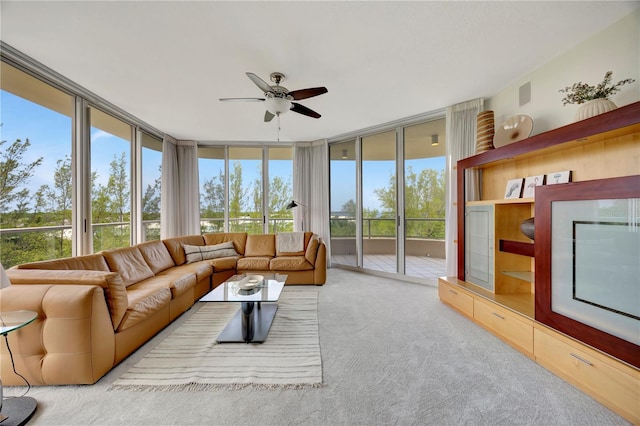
438,281,473,318
474,298,533,356
534,326,640,425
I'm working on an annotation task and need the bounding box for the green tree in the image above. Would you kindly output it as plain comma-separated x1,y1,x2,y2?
268,176,291,215
142,165,161,220
200,170,224,218
0,138,43,213
106,152,129,223
229,161,246,218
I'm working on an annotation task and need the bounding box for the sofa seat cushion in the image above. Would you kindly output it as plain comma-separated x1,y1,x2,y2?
237,256,272,270
161,262,213,283
136,273,196,299
103,247,155,287
117,285,171,332
137,240,175,274
270,256,314,271
210,257,238,272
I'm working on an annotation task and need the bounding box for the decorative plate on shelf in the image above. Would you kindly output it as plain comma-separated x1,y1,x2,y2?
493,115,533,148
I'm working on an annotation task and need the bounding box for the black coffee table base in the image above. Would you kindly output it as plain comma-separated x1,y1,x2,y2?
216,302,278,343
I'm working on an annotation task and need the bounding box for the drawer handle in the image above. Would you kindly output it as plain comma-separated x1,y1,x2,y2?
570,353,594,366
492,312,505,320
448,289,458,295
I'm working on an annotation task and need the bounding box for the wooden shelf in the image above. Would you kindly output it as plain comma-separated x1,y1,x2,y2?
499,239,534,257
501,270,534,283
467,198,534,206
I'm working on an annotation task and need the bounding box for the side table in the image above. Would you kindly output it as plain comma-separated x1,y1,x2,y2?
1,310,37,426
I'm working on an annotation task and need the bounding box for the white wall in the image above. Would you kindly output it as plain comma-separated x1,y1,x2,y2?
487,9,639,136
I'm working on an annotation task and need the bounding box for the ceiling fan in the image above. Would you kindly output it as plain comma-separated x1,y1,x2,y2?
220,72,327,122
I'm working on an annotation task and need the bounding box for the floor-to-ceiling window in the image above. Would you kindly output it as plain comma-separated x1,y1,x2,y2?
198,146,226,233
141,132,163,241
329,117,446,280
362,130,397,273
267,147,293,233
198,145,292,234
329,140,357,267
0,62,74,267
90,107,133,251
403,119,446,278
228,147,263,234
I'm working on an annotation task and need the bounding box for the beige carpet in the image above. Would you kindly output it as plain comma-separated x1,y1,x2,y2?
110,291,321,390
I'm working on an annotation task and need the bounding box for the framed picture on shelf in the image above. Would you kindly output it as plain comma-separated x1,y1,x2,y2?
546,170,572,185
522,174,545,198
504,178,524,199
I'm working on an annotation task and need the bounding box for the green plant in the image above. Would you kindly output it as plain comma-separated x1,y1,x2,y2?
559,71,635,105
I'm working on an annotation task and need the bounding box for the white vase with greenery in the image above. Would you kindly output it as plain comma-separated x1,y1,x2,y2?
559,71,635,121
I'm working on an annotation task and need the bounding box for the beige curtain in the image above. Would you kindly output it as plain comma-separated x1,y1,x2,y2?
445,98,483,276
293,140,331,265
161,137,200,238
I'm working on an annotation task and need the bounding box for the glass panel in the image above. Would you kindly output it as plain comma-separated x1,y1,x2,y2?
141,133,162,241
362,131,396,273
0,62,73,268
403,119,446,278
268,147,293,233
228,147,262,234
551,198,640,345
198,147,226,233
90,107,132,251
330,140,357,267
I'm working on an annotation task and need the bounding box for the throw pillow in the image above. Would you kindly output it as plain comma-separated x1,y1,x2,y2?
183,241,238,263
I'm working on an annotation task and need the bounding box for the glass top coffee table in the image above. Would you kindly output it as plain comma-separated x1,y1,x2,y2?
199,273,287,343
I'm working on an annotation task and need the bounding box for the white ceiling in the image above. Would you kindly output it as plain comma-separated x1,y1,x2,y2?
1,1,637,143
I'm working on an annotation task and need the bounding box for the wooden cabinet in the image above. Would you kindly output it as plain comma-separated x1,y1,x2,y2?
534,325,640,425
474,297,533,357
439,101,640,424
464,204,494,290
438,279,474,318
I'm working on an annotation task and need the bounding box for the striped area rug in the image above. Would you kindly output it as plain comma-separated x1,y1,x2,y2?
110,291,321,390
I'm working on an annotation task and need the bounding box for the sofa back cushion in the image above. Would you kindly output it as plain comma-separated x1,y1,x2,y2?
162,235,206,265
244,234,276,257
103,247,155,287
276,232,313,256
137,240,176,275
6,269,129,331
305,235,320,265
183,241,238,263
203,232,248,255
13,253,110,272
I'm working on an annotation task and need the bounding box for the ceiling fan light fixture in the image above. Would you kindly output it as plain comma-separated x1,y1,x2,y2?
264,96,291,116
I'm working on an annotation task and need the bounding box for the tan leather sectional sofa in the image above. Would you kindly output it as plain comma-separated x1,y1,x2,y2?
0,232,326,385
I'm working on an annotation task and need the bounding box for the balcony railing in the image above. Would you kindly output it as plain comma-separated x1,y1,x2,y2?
330,217,445,239
0,217,443,268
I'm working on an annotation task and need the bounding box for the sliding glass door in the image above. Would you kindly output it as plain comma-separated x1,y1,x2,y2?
329,140,357,267
329,117,446,279
362,130,397,273
403,119,446,278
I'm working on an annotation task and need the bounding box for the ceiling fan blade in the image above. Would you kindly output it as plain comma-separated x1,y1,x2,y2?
264,110,275,122
291,102,321,119
219,97,265,102
246,72,273,94
287,87,328,101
